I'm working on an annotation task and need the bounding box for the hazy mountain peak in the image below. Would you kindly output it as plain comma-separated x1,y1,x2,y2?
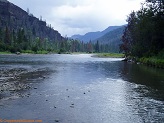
71,25,123,42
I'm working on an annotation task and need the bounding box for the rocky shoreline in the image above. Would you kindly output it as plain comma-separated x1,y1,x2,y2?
0,67,52,100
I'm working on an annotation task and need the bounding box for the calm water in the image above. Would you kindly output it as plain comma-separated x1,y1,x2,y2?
0,54,164,123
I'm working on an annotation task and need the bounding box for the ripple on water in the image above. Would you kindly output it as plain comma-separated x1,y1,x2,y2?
0,54,163,123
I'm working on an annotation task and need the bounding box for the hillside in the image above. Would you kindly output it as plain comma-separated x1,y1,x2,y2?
0,0,63,52
93,26,126,52
71,26,121,42
94,26,125,44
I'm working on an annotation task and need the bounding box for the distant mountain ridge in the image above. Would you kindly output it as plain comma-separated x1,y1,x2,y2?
93,26,125,44
71,26,122,42
71,25,126,52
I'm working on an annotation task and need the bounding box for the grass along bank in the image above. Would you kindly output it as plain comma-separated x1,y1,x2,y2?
21,50,50,54
93,53,124,58
135,50,164,69
123,49,164,69
139,57,164,69
0,50,52,55
0,51,12,54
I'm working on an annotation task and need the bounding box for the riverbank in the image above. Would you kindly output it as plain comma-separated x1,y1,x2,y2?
0,50,53,55
92,53,124,58
0,51,125,58
123,56,164,69
139,57,164,69
0,51,12,54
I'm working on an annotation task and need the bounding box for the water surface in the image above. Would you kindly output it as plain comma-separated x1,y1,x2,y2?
0,54,164,123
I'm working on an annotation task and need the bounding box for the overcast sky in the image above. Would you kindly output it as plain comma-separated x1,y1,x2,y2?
8,0,144,36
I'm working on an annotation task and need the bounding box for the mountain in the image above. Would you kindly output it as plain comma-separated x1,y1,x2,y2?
101,26,123,34
71,34,82,39
93,26,126,52
0,0,63,42
71,25,126,52
0,0,65,52
93,26,125,44
71,26,121,42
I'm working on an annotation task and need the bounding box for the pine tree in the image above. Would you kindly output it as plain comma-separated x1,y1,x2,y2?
4,26,11,45
95,40,100,53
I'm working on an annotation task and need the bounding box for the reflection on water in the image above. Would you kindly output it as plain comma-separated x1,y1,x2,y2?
120,62,164,101
0,54,164,123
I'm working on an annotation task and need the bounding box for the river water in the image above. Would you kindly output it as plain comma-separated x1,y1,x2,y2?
0,54,164,123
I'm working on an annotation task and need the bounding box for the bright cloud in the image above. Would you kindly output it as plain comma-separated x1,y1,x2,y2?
8,0,145,36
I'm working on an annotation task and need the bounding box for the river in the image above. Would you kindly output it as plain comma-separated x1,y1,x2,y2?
0,54,164,123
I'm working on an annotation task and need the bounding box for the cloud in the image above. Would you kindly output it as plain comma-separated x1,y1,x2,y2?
8,0,144,36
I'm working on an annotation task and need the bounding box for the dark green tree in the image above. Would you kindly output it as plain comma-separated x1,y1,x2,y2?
95,40,100,53
4,26,11,45
120,0,164,57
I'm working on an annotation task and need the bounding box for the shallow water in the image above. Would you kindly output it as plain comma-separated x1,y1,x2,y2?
0,54,164,123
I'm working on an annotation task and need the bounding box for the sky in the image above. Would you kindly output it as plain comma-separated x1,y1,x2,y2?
8,0,144,37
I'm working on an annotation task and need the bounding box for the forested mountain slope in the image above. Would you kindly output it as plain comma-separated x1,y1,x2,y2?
93,26,125,44
0,0,63,52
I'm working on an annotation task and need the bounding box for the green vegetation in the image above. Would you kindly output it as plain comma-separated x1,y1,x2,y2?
0,27,120,54
139,57,164,69
0,50,50,54
94,53,124,58
138,50,164,68
21,50,49,54
0,29,119,54
21,50,35,54
0,51,11,54
120,0,164,68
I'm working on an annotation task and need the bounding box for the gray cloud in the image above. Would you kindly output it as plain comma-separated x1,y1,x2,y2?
8,0,144,36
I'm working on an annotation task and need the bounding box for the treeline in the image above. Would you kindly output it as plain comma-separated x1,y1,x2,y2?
58,40,116,53
0,26,113,53
120,0,164,58
0,26,57,53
